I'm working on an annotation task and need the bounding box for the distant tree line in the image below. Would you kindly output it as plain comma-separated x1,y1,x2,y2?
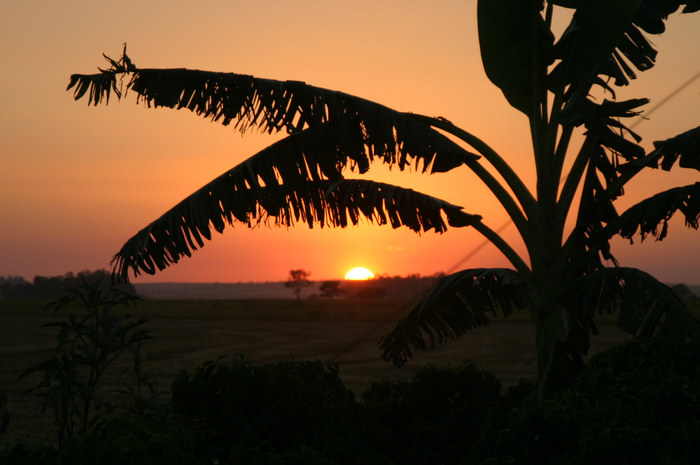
342,273,445,299
0,275,29,287
0,269,137,299
285,269,445,300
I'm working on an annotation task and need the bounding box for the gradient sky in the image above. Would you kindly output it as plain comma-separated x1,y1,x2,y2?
1,1,698,284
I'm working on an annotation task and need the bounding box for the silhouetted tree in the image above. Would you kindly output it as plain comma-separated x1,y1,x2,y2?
68,2,700,396
284,269,313,300
319,280,346,299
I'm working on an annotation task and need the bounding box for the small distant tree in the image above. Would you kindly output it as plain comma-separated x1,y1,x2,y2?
319,280,346,299
284,269,313,300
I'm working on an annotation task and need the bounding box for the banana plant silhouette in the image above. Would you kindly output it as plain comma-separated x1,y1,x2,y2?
69,1,700,395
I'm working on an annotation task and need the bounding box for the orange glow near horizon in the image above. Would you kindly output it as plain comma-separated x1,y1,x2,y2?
1,3,699,285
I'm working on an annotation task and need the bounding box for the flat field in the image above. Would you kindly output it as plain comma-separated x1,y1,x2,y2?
2,297,695,445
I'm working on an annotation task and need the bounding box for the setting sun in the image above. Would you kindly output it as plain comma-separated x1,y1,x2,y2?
344,267,375,280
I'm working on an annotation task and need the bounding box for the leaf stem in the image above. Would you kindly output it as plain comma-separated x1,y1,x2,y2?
557,137,594,223
462,159,538,253
471,220,531,276
553,124,574,184
409,114,538,218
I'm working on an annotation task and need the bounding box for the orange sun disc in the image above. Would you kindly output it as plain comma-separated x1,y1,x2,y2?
344,267,375,280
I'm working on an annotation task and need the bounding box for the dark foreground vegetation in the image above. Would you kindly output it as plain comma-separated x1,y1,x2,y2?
2,284,700,464
2,339,700,465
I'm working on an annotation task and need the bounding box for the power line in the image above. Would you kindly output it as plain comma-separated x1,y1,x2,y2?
630,70,700,129
446,219,513,275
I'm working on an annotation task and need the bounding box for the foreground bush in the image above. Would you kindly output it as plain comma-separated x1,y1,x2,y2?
0,415,201,465
170,358,502,464
362,363,501,465
170,358,383,464
6,339,700,464
0,392,8,441
468,338,700,465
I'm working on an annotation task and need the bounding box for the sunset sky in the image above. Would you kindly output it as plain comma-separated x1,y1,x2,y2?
1,1,699,284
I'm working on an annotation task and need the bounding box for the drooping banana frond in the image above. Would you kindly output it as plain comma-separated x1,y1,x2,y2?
567,127,700,267
549,1,699,197
67,51,475,175
559,98,649,266
326,180,482,231
550,0,643,89
564,98,648,170
566,155,620,270
381,268,531,366
550,0,698,90
609,125,700,201
616,182,700,242
633,1,700,32
650,125,700,171
112,174,478,281
562,267,700,341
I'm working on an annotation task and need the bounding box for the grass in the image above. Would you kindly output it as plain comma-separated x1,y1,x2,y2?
1,296,696,446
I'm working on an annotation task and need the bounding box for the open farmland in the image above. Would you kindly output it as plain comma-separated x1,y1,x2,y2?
2,297,695,445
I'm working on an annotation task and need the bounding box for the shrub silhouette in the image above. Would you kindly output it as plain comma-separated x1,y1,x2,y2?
362,363,501,465
0,418,202,465
170,358,380,464
469,338,700,464
19,281,148,445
